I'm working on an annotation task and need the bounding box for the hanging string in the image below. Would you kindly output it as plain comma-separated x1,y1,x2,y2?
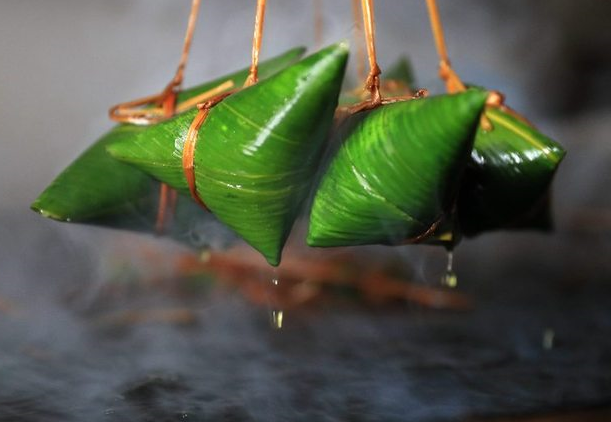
424,0,533,131
168,0,202,91
109,0,202,233
424,0,466,94
109,0,203,125
244,0,267,87
360,0,382,106
340,0,427,117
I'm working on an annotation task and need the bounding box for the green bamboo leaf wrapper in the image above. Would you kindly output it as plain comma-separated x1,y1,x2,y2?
30,47,306,242
458,106,566,235
307,89,488,247
108,43,349,265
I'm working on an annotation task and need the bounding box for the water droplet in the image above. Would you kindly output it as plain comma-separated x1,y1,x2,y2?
200,248,211,262
441,270,458,288
441,250,458,288
271,310,284,329
269,269,283,330
271,267,281,287
542,328,555,350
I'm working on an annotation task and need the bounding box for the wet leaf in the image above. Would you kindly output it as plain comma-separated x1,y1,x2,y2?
30,47,306,248
307,89,488,247
108,43,349,265
458,106,566,236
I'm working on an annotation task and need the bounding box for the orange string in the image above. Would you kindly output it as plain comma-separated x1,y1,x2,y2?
108,0,201,125
424,0,466,93
182,92,234,211
360,0,382,106
169,0,201,90
244,0,267,87
182,107,210,210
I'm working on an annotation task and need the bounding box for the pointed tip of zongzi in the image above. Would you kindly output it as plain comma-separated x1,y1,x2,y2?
265,252,281,267
305,230,321,248
320,41,350,58
336,40,350,52
287,45,308,56
30,198,68,222
462,88,490,112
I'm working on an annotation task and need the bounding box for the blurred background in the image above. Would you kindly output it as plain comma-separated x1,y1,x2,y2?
0,1,610,421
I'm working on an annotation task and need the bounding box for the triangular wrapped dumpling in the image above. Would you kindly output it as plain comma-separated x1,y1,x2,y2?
108,43,349,265
458,106,566,236
307,89,488,247
30,47,305,245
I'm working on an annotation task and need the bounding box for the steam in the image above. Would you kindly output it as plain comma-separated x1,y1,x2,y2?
2,226,611,422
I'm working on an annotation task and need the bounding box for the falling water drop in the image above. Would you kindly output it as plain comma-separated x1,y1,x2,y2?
200,248,211,262
441,250,458,288
269,269,284,330
271,310,284,329
542,328,555,350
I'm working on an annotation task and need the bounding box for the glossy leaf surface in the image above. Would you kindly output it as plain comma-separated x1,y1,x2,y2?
307,90,488,247
458,106,566,235
109,43,349,265
30,47,306,238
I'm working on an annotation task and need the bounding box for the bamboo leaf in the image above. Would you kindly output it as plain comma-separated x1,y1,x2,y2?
458,106,566,235
30,47,306,246
108,43,349,265
307,89,488,247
